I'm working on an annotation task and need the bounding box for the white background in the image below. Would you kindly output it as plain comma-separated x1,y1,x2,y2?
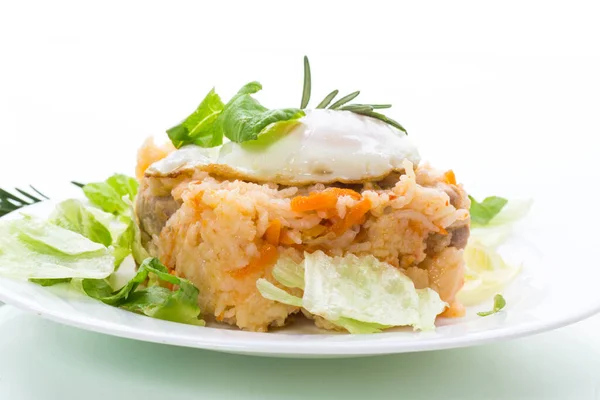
1,1,600,399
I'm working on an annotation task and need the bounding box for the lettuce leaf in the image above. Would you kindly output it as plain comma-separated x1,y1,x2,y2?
0,217,114,280
469,196,508,227
271,257,305,289
457,239,520,306
82,257,203,325
81,173,138,215
258,252,447,333
458,197,531,305
256,278,303,307
50,199,112,247
106,174,138,201
303,252,446,331
83,182,129,215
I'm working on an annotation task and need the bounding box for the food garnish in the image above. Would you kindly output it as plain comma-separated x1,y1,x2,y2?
477,294,507,317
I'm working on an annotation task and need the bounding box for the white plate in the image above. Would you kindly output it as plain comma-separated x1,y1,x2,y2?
1,198,600,358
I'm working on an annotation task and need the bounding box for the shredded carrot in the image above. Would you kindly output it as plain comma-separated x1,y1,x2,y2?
303,224,328,238
291,188,361,212
439,301,465,318
264,219,281,246
444,170,457,185
280,229,296,245
135,137,176,180
230,244,278,279
331,198,371,235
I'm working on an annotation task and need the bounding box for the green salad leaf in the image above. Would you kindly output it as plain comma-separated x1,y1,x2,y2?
477,294,506,317
257,251,447,333
166,81,305,149
82,173,139,215
50,199,112,247
469,195,508,227
83,182,129,215
0,217,114,280
106,174,138,201
29,277,72,286
255,279,303,307
83,257,203,325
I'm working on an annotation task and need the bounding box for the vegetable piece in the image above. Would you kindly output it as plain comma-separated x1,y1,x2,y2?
256,279,303,307
457,240,520,306
16,217,106,256
166,81,304,149
330,198,371,235
469,195,508,227
302,251,446,331
0,218,114,280
328,91,361,110
484,199,533,227
216,94,305,144
259,251,447,333
167,88,225,148
83,182,128,215
316,89,339,109
300,55,311,108
290,188,361,212
106,174,138,201
29,278,72,286
264,219,281,246
83,257,203,325
50,199,112,247
0,186,48,217
272,257,305,289
477,294,506,317
230,244,278,278
458,197,531,305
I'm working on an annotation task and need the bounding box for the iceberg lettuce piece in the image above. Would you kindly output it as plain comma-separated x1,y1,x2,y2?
258,251,447,332
302,251,446,331
0,217,114,280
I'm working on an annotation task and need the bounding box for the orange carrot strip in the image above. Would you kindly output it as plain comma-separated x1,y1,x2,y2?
264,219,281,246
280,230,296,245
444,170,457,185
290,188,361,212
331,198,371,235
230,244,278,279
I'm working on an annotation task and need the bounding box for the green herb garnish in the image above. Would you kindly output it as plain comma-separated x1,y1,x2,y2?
167,82,304,149
469,196,508,227
166,56,408,149
300,55,311,109
477,294,507,316
300,56,408,133
0,186,48,218
316,89,339,109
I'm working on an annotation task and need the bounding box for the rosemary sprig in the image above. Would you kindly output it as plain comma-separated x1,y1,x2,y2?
0,186,49,217
328,91,361,110
316,89,339,109
300,56,407,134
351,110,407,133
300,56,311,109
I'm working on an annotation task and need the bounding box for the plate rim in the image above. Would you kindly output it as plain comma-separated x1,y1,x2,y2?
1,280,599,357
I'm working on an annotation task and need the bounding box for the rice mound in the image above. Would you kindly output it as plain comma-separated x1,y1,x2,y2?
136,160,470,332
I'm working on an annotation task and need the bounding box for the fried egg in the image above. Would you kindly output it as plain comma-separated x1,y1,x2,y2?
147,109,420,185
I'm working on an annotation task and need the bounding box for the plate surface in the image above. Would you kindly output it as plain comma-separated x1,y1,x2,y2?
1,198,600,358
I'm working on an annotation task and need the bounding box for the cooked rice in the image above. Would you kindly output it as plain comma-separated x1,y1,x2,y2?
136,156,470,332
